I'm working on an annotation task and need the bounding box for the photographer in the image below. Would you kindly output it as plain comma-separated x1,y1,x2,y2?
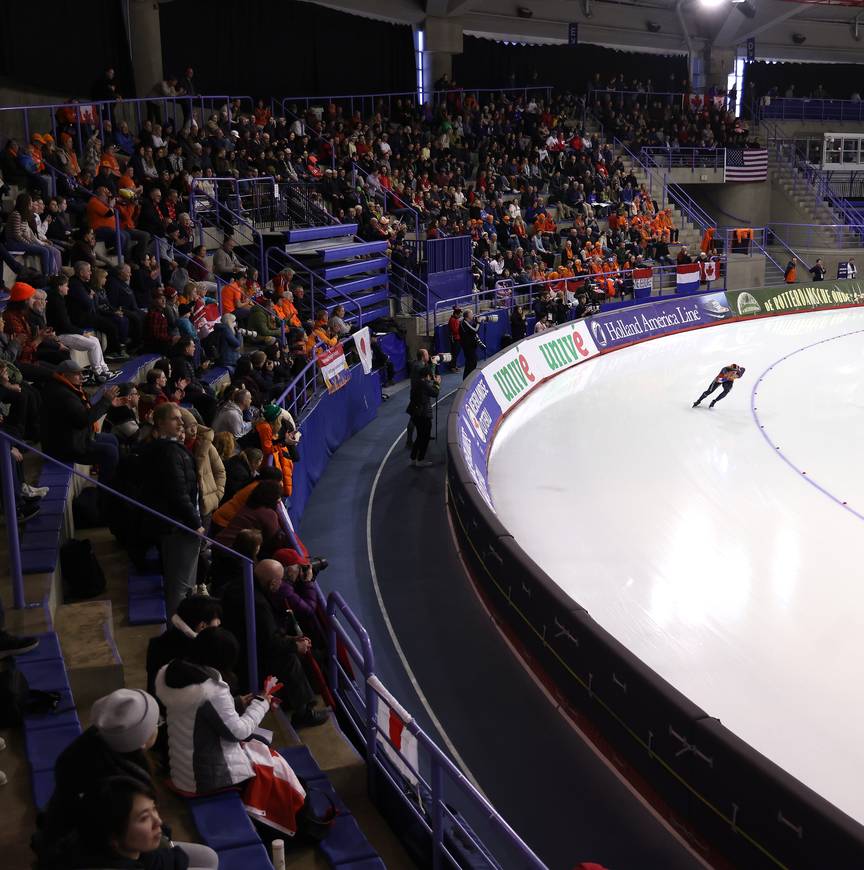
460,308,481,380
408,357,440,468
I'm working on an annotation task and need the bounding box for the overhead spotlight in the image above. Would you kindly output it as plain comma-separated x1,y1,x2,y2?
699,0,725,8
646,20,661,32
736,0,756,18
792,32,807,44
517,6,533,17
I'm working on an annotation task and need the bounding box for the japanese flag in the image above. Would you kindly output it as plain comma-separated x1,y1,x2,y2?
354,326,374,375
376,701,419,785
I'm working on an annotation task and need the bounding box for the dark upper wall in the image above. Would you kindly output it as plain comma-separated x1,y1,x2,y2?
159,0,415,99
0,1,133,99
453,36,689,94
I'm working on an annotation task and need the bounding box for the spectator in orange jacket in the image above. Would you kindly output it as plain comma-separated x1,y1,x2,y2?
220,279,252,318
86,187,134,261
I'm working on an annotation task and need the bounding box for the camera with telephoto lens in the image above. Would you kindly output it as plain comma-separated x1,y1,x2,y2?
309,556,329,575
430,352,452,365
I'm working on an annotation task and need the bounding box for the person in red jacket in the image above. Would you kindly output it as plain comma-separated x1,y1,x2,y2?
447,305,462,372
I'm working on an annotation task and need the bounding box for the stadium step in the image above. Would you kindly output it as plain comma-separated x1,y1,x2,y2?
323,274,388,301
285,223,358,244
322,256,389,281
320,241,389,263
55,600,124,714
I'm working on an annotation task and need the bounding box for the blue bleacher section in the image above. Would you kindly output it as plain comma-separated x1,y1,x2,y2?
21,465,73,577
284,225,391,325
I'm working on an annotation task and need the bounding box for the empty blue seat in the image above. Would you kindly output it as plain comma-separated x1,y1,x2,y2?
188,792,260,850
319,815,378,866
21,531,62,551
128,573,164,597
128,595,166,626
279,745,323,781
15,631,62,663
25,723,82,771
215,843,272,870
31,768,56,810
22,548,59,574
36,498,67,516
17,658,70,692
26,513,64,533
334,859,387,870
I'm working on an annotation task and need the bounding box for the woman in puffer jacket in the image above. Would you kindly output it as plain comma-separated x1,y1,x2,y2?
178,407,225,524
155,627,270,795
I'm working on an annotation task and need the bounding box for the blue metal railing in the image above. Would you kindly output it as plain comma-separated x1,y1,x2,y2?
640,147,726,171
615,139,716,233
758,97,864,123
326,590,546,870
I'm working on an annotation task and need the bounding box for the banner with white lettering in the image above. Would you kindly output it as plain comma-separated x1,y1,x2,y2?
587,292,733,351
485,319,599,412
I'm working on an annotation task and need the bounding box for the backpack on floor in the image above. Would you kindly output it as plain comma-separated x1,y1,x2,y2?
0,661,60,727
60,538,106,599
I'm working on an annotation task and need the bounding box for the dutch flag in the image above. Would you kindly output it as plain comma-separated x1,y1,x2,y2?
676,262,701,294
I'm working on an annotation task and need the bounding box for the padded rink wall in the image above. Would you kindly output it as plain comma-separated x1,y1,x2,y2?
446,280,864,870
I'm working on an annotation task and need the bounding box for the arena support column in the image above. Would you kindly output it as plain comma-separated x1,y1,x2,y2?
126,0,164,97
420,15,464,101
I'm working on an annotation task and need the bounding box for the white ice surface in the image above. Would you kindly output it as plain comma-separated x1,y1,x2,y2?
487,308,864,825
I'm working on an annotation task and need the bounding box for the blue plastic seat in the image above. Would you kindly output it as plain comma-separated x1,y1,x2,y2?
278,745,323,781
16,658,70,692
333,859,387,870
22,548,59,574
128,595,167,626
25,723,82,771
31,768,56,810
25,513,64,533
215,843,272,870
15,631,62,663
188,792,260,850
128,573,164,597
21,531,62,551
35,497,67,515
319,814,378,866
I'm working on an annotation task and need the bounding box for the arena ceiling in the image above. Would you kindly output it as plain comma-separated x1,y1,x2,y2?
306,0,864,61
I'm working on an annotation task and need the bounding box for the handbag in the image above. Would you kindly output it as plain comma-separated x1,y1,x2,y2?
295,786,337,842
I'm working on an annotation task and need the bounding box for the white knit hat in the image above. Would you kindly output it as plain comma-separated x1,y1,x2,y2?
91,689,159,753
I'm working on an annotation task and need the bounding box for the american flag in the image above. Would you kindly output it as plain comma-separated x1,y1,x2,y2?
725,148,768,182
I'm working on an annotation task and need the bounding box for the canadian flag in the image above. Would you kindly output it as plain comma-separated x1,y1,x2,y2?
354,326,374,375
376,701,419,785
700,260,718,282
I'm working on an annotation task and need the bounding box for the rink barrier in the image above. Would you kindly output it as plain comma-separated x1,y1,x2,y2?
447,280,864,870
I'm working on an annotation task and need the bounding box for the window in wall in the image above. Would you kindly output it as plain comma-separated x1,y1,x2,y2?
727,56,745,116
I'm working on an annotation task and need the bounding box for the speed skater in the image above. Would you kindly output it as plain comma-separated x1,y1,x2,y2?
692,363,746,409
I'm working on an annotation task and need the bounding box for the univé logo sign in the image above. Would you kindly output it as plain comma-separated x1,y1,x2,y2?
486,321,599,408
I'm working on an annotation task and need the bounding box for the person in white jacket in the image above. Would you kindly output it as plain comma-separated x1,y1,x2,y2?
156,626,271,795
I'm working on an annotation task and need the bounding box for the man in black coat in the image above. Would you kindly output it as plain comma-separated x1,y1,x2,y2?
39,360,120,482
106,263,144,350
138,402,203,614
221,559,328,728
459,308,481,380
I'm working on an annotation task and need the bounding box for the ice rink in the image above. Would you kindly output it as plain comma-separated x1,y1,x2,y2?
487,307,864,826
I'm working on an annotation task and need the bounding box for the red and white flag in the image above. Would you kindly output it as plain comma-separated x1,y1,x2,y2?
354,326,373,375
700,260,718,282
376,701,419,785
